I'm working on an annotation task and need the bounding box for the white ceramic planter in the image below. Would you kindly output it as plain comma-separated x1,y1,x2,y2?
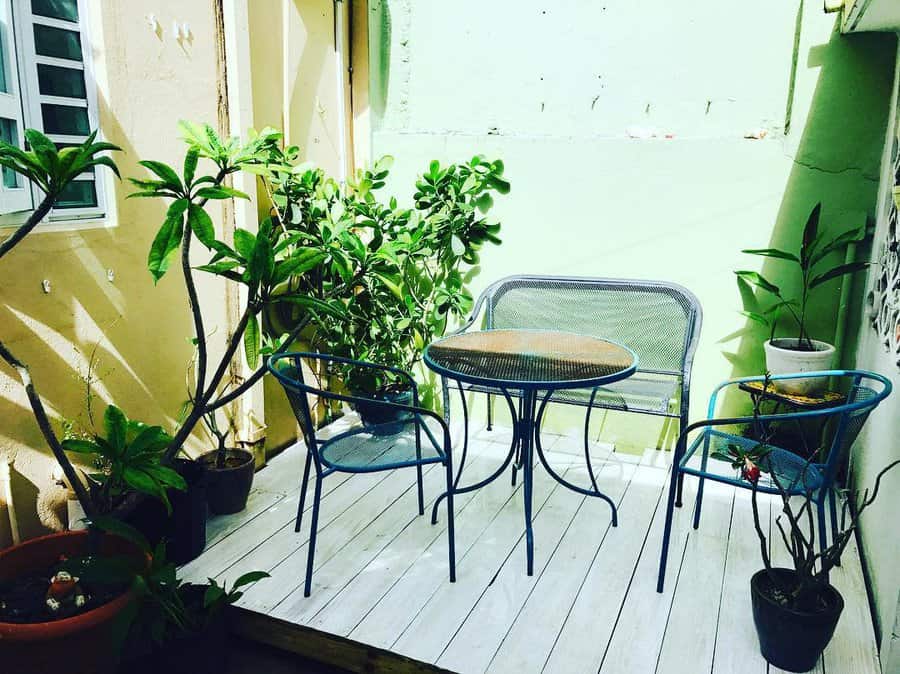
763,338,835,396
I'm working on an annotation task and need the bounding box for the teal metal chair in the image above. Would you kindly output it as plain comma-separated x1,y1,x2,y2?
656,370,892,593
268,352,457,597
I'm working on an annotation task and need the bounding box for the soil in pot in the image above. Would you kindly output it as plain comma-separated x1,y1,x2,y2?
751,568,844,672
0,531,143,674
125,459,207,565
353,384,414,430
199,448,255,515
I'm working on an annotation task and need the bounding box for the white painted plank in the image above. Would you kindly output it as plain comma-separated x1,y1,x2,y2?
390,461,567,663
271,460,452,621
306,455,488,636
348,444,526,650
532,456,670,674
442,448,625,674
711,488,771,674
655,480,734,674
436,476,586,672
232,464,432,611
592,467,697,674
824,535,881,674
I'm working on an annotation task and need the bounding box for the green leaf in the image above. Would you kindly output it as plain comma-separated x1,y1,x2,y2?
809,262,869,289
87,515,151,554
233,228,256,260
809,226,867,266
273,248,326,284
800,203,821,266
740,310,770,326
195,186,250,201
147,198,188,282
61,438,102,454
138,160,182,192
123,467,172,514
203,583,227,610
104,405,128,455
126,425,171,459
741,248,799,262
734,271,781,296
188,203,216,249
183,147,199,187
231,570,270,589
450,235,465,257
244,313,260,368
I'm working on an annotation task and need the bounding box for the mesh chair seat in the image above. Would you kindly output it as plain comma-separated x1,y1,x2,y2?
680,429,824,493
452,372,679,417
319,418,445,472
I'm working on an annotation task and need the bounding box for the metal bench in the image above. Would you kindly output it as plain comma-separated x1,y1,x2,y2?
441,275,702,491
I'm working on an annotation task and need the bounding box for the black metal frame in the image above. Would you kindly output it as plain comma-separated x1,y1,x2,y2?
267,352,457,596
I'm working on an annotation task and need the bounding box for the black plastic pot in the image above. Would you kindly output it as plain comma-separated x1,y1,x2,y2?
125,459,207,565
751,568,844,672
199,448,255,515
353,385,414,429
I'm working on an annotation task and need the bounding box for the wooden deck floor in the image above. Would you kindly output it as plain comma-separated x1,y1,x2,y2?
183,417,881,674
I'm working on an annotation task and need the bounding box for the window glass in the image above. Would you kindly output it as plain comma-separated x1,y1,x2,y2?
41,103,89,135
31,0,78,23
33,24,82,60
56,179,96,208
0,116,20,187
37,64,85,98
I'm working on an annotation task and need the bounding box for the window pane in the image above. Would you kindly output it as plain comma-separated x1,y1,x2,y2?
41,103,89,135
56,180,96,208
0,17,9,93
38,64,85,98
33,24,82,60
32,0,78,22
0,117,20,188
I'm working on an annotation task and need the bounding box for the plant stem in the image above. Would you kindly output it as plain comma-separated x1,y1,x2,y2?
0,339,95,516
0,193,56,260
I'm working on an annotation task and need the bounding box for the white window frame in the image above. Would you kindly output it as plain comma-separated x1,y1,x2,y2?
0,0,31,214
0,0,106,227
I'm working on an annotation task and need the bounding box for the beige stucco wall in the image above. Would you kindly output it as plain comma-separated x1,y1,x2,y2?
0,1,234,546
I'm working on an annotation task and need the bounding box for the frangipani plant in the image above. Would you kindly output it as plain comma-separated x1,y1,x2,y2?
735,203,868,350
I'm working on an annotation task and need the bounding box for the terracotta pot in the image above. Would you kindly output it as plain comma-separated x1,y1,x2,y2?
0,530,141,674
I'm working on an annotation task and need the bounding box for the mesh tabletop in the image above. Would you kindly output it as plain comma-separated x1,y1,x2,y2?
424,329,636,389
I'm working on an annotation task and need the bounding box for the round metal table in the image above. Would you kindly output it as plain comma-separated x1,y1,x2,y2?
424,329,638,574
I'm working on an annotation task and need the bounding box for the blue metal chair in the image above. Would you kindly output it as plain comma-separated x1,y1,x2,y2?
444,275,702,501
267,352,457,597
656,370,892,593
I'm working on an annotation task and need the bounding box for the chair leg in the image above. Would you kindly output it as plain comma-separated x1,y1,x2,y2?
657,465,681,593
692,477,705,530
416,464,425,516
445,460,457,582
486,393,493,431
676,473,685,508
829,488,841,567
303,476,323,597
295,449,313,533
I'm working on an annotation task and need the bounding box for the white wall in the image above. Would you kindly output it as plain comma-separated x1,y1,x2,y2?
851,40,900,672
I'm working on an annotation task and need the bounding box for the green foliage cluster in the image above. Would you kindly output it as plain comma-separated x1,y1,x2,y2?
736,204,868,349
255,144,510,397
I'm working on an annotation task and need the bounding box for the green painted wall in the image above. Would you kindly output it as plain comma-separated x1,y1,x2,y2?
367,1,895,450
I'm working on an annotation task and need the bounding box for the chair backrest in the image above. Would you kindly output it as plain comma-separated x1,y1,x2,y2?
474,275,702,375
712,370,892,487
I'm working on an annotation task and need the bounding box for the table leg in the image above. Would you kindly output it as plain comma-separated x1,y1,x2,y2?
521,389,537,576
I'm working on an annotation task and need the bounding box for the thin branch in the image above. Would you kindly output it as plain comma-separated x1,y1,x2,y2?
0,193,56,260
201,302,255,403
0,339,95,516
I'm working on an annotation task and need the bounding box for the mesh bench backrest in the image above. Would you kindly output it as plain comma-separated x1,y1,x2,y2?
484,276,701,375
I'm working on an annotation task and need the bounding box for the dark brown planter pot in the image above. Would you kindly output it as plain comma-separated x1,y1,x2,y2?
751,568,844,672
199,448,255,515
0,530,142,674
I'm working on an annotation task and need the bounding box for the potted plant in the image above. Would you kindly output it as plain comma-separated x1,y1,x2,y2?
131,122,346,521
0,131,174,673
735,203,868,395
256,148,510,423
196,406,255,515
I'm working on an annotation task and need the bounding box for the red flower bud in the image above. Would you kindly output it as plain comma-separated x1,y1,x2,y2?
742,457,761,484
